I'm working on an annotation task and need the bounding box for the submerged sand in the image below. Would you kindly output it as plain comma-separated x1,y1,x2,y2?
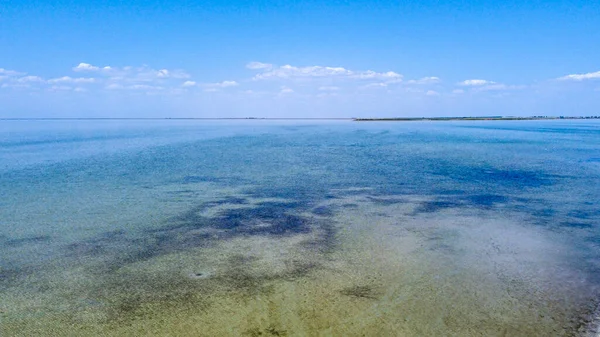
2,190,598,336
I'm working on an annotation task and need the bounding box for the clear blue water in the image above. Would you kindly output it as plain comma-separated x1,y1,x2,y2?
1,120,600,336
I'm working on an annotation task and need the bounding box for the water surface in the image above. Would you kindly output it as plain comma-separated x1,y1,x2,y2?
1,120,600,336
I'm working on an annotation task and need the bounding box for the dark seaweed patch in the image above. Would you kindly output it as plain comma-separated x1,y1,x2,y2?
568,210,600,220
312,205,335,216
466,194,508,207
432,162,553,188
0,265,33,285
341,203,359,208
532,208,556,218
411,193,512,215
245,326,288,337
413,200,463,214
1,235,51,247
66,230,127,258
182,175,227,184
340,285,380,300
300,219,337,255
560,221,593,229
66,195,330,274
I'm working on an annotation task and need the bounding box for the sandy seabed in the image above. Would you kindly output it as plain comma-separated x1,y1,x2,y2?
3,190,597,337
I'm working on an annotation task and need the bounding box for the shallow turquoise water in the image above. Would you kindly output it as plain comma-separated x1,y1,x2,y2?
1,120,600,335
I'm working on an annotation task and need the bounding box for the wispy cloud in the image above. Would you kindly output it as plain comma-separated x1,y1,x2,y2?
280,86,294,94
246,62,273,70
106,83,164,90
361,82,388,89
558,70,600,81
473,84,526,92
426,90,440,96
202,80,239,92
211,80,239,88
182,80,197,87
0,68,23,76
73,63,190,81
73,63,101,72
48,76,96,84
249,62,402,81
458,79,495,86
408,77,441,85
17,76,44,83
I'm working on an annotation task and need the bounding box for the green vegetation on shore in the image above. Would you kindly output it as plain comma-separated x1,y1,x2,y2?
354,116,600,121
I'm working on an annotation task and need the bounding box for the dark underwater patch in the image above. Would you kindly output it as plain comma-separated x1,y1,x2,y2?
312,205,335,216
412,200,464,214
62,192,333,276
411,193,511,215
432,162,553,189
532,208,556,218
560,221,594,229
340,285,380,300
182,175,227,184
2,235,51,247
466,194,508,207
568,209,600,220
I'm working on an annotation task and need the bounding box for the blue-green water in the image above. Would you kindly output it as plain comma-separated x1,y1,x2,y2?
1,120,600,336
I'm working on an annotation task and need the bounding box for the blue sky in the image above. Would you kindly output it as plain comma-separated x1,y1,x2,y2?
0,0,598,117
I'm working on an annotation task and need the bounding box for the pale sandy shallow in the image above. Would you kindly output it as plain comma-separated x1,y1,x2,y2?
2,189,598,336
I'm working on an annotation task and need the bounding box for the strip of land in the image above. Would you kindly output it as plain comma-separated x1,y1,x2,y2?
353,116,600,121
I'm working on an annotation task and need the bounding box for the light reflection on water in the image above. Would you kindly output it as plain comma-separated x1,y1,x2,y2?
1,120,600,336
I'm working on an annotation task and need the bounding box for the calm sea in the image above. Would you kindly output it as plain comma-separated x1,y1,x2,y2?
1,120,600,336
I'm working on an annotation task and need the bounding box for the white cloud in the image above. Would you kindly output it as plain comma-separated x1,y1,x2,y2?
106,83,123,90
1,83,31,89
246,62,273,70
17,76,43,83
452,89,465,94
130,84,163,90
74,63,190,82
318,86,339,91
426,90,440,96
156,69,170,78
73,63,100,72
218,80,238,87
49,85,72,91
48,76,96,84
155,68,190,79
280,86,294,94
361,82,388,89
558,70,600,81
458,79,495,86
0,68,23,76
205,80,239,89
353,70,402,80
106,83,163,90
473,84,526,92
182,80,197,87
250,62,402,81
408,76,441,85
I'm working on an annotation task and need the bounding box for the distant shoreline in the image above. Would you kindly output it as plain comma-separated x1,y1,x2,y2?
353,116,600,121
0,116,599,121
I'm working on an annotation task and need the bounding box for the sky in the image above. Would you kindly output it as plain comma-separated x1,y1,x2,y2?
0,0,599,118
